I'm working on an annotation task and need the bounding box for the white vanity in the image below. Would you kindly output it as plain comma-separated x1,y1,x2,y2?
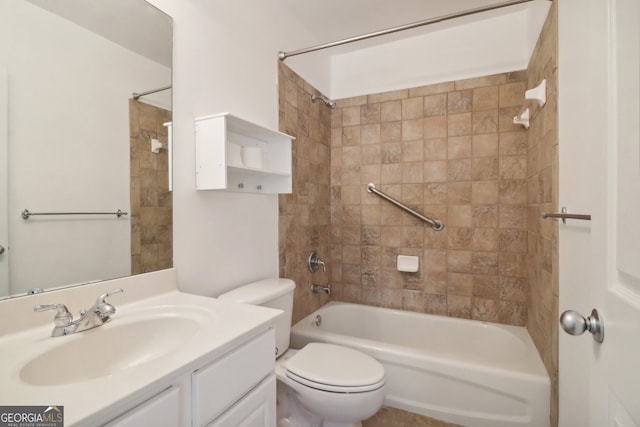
0,269,281,426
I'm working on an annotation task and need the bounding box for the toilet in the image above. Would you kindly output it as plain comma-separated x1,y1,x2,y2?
218,278,385,427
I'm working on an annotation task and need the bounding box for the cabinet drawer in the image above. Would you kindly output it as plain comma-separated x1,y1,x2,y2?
192,329,274,427
103,386,180,427
207,375,276,427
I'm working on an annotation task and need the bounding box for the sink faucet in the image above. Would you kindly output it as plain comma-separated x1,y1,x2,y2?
34,288,124,337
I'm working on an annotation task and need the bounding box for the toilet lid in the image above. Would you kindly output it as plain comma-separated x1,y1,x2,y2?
285,343,385,392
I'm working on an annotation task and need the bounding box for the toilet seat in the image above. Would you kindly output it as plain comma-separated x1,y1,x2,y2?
285,343,385,393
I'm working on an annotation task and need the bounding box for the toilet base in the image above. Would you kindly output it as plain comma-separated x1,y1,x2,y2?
276,376,374,427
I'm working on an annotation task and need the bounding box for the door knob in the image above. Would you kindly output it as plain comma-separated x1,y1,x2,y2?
0,245,4,255
560,309,604,343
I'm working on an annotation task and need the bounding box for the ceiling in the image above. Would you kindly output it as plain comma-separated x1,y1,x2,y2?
25,0,172,67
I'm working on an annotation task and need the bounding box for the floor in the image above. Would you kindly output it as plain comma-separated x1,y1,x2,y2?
363,407,461,427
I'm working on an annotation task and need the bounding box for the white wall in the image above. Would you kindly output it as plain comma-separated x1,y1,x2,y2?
0,0,170,294
286,1,551,99
147,0,321,296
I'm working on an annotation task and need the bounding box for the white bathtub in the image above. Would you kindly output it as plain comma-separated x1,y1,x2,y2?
290,302,550,427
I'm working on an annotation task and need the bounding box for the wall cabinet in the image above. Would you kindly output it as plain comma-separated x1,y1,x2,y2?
195,113,293,194
102,330,276,427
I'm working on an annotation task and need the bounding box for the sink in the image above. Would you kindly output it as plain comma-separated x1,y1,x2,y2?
20,313,201,386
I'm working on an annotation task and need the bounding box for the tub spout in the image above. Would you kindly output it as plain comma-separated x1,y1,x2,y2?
310,284,331,295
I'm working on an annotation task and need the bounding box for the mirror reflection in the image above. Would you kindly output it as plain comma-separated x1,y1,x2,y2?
0,0,173,299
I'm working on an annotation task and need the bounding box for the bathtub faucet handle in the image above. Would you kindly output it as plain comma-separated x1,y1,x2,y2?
307,251,327,273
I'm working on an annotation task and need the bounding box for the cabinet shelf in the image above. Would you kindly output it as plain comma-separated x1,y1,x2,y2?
195,112,293,194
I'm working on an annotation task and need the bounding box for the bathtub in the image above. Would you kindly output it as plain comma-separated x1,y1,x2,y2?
290,302,549,427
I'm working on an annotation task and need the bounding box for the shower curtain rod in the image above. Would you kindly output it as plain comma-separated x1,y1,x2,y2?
132,85,172,100
278,0,534,61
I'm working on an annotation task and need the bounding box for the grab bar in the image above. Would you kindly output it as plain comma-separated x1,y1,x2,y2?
366,183,444,231
542,206,590,224
22,209,128,220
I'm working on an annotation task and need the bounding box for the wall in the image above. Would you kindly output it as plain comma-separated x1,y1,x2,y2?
277,64,332,323
129,100,173,275
145,0,325,297
329,2,550,99
0,0,169,294
525,2,558,426
329,73,529,326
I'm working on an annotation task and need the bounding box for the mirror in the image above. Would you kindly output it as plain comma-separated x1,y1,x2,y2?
0,0,172,299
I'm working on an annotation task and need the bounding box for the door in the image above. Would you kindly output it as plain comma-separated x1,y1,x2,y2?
0,67,8,296
558,0,640,426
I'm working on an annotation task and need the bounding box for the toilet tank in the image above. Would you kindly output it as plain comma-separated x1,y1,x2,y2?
218,278,295,358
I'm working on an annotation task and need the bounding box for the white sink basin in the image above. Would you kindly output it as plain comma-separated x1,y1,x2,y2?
20,313,201,386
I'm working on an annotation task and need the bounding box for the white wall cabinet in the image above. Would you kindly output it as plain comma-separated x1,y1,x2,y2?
194,113,293,194
102,329,276,427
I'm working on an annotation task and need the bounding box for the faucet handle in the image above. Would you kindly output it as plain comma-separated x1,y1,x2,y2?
95,288,124,305
94,288,123,321
307,251,327,273
34,304,73,326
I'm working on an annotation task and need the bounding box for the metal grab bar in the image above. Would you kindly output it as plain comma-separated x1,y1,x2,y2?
366,183,444,231
21,209,128,220
541,207,591,224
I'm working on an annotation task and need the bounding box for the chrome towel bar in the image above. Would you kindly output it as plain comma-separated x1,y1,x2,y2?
541,207,591,224
22,209,128,220
366,183,444,231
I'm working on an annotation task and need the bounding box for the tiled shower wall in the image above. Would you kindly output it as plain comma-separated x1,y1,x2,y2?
278,64,333,324
526,2,559,425
278,7,558,423
129,100,173,275
329,74,529,326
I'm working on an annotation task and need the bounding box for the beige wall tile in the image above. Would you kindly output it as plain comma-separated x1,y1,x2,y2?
473,86,499,111
424,116,448,139
448,113,472,137
424,94,447,117
425,138,448,160
448,90,473,114
402,97,424,119
403,118,424,140
448,136,472,159
368,89,409,103
454,73,507,90
472,134,499,157
409,81,455,97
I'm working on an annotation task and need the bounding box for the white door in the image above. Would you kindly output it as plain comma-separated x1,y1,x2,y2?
0,67,8,296
558,0,640,426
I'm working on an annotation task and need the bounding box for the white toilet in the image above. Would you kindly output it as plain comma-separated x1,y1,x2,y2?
218,278,385,427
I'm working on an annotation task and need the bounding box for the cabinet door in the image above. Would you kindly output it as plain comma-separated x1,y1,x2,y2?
103,386,180,427
192,330,274,426
207,375,276,427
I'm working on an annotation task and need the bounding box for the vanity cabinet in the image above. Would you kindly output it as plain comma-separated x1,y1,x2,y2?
192,328,275,426
207,376,275,427
103,387,182,427
194,113,293,194
102,329,276,427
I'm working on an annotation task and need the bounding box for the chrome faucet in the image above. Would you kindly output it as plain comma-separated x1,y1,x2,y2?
34,288,124,337
307,251,326,273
